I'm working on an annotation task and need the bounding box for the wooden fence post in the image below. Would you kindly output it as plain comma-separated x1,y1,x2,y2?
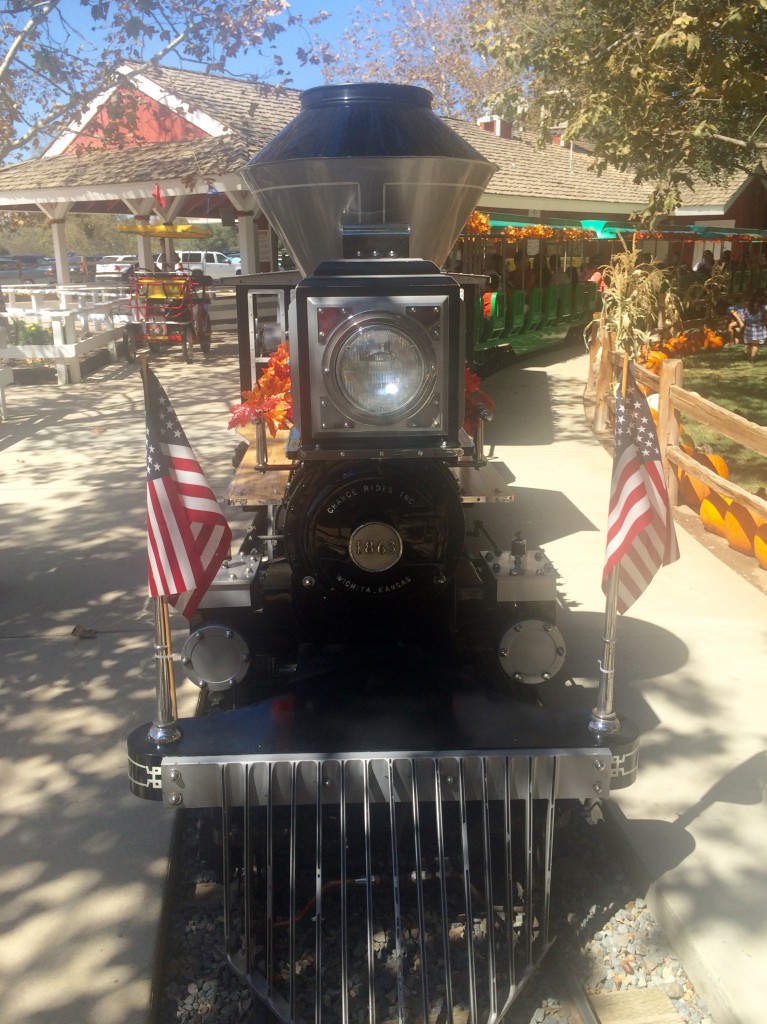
657,357,683,504
593,329,616,433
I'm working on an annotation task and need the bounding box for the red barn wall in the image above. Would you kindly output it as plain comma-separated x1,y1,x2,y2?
64,87,208,154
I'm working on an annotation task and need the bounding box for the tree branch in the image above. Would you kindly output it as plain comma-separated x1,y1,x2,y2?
0,0,62,87
0,25,190,162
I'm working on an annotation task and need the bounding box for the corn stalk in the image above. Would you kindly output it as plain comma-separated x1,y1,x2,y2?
598,238,682,358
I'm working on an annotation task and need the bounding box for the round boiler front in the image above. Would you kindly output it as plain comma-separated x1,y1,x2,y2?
282,459,464,600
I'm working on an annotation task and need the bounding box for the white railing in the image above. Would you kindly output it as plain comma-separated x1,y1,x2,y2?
0,283,130,384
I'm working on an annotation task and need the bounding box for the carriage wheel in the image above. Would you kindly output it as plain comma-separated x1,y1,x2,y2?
198,310,212,357
181,325,195,363
123,326,138,363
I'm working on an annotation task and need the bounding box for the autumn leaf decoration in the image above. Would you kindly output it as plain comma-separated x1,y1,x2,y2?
463,366,495,435
228,342,293,437
229,348,492,440
463,210,490,235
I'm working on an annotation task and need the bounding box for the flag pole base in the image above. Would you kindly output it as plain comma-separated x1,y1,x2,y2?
148,721,183,745
588,709,622,736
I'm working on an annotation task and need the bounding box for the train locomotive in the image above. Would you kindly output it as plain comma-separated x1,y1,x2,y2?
128,84,638,1024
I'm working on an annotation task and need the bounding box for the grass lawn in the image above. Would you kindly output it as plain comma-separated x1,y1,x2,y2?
680,347,767,495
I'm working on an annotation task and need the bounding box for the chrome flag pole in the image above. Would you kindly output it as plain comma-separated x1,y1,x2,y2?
590,352,627,737
590,352,680,736
590,566,621,736
141,354,232,744
140,354,182,745
149,594,182,744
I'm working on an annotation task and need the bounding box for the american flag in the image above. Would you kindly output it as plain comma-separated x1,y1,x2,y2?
145,369,232,619
603,369,679,613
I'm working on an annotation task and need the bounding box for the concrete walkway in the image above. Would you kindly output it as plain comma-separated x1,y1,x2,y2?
1,335,765,1024
482,343,767,1024
0,338,244,1024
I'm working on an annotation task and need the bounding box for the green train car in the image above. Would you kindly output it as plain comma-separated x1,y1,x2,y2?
464,278,599,369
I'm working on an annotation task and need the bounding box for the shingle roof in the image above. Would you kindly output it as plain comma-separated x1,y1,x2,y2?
122,62,302,145
0,63,753,220
0,134,253,193
125,64,652,209
675,170,756,209
447,119,649,207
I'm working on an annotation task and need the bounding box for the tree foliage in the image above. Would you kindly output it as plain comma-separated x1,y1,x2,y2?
323,0,513,119
0,0,331,163
476,0,767,220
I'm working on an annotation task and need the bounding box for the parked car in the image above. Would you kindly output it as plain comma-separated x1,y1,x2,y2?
44,255,102,282
155,250,241,281
95,255,138,281
224,251,241,264
0,256,51,284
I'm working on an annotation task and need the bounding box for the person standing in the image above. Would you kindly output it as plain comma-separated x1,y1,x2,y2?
730,291,767,362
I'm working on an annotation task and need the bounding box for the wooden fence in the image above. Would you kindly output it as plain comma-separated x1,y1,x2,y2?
593,344,767,525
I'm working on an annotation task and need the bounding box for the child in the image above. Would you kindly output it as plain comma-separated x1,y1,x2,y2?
730,292,767,362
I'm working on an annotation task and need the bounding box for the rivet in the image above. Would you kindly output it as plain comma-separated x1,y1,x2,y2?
169,769,182,782
592,782,604,795
168,792,183,806
593,759,605,771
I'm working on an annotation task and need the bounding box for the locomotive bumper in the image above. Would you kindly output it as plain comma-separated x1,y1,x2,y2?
128,685,637,1024
128,684,639,807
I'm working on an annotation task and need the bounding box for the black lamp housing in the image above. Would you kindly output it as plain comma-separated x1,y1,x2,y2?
290,258,464,456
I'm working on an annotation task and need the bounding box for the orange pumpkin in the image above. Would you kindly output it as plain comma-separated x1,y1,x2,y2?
643,351,667,374
724,503,758,556
699,493,730,537
755,523,767,570
679,471,705,508
707,453,730,480
680,451,719,507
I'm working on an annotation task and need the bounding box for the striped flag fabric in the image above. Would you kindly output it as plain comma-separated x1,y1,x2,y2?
145,369,231,619
603,369,679,613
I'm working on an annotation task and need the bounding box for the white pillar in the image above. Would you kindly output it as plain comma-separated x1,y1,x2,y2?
50,221,71,285
237,213,258,275
38,202,73,285
124,200,158,271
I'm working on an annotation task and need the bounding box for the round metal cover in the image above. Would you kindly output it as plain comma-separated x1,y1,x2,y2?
180,624,250,691
348,522,404,572
497,619,566,685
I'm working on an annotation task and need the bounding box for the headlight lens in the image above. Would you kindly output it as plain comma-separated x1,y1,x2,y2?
325,312,435,423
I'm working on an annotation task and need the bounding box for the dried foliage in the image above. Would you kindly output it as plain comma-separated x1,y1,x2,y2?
598,240,683,357
667,263,733,326
323,0,514,119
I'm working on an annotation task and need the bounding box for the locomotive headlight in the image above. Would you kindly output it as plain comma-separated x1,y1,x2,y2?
324,312,435,424
292,261,464,451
